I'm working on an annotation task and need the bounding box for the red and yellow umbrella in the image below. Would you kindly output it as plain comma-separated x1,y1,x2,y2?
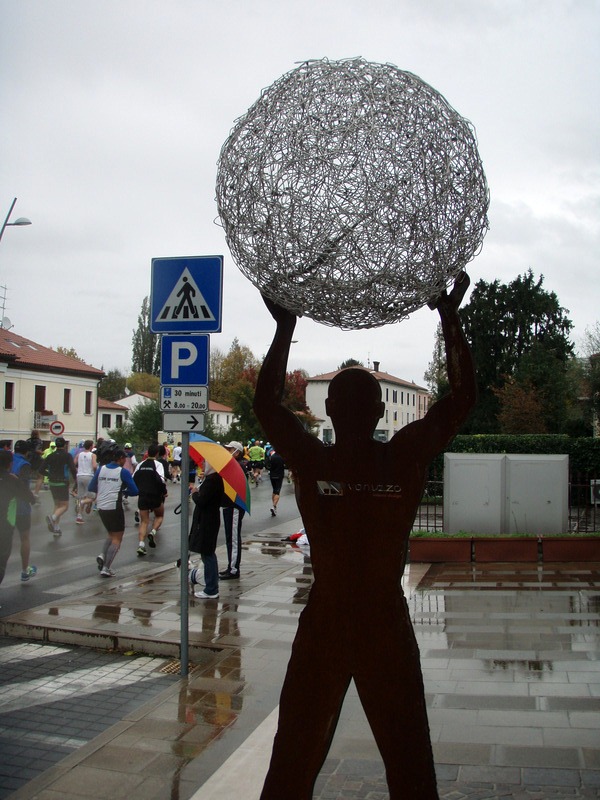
189,434,250,513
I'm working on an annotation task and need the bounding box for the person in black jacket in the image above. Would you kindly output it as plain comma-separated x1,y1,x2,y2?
41,437,77,536
188,462,224,599
267,449,286,517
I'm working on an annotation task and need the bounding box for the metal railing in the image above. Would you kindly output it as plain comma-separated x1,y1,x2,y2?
412,469,599,533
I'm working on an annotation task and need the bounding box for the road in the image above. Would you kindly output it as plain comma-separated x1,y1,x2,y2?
0,475,300,617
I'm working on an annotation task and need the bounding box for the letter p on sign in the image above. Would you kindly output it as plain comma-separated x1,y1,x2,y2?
171,342,198,380
160,335,209,387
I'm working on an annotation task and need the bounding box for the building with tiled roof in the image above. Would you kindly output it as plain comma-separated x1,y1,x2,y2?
207,400,235,436
97,397,129,439
114,391,157,413
306,362,430,442
0,326,105,447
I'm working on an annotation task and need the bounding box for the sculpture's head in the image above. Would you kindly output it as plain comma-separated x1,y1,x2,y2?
326,368,384,439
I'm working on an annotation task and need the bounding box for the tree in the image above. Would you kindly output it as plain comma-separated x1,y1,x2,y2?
423,324,448,402
284,369,310,412
127,372,160,395
55,346,85,362
229,367,263,442
124,399,162,445
210,339,260,406
338,358,363,370
459,270,574,433
98,368,128,401
131,296,160,375
579,321,600,433
493,379,547,434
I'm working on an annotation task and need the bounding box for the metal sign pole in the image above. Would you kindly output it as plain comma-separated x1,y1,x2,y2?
180,431,190,677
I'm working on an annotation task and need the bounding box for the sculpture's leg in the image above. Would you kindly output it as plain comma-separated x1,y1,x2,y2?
260,604,351,800
353,600,439,799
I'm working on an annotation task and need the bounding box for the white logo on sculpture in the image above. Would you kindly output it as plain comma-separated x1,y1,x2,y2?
216,57,489,329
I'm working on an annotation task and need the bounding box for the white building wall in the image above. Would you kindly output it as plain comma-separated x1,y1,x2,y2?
97,408,128,440
1,365,100,445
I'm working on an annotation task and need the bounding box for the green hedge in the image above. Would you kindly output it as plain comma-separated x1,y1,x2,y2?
429,435,600,474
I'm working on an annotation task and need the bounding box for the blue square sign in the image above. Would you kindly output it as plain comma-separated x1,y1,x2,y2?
160,335,209,386
151,255,223,333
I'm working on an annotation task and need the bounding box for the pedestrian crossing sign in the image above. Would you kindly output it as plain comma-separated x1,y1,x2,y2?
150,255,223,333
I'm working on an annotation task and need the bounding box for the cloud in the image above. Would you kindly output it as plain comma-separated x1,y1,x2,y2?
0,0,598,387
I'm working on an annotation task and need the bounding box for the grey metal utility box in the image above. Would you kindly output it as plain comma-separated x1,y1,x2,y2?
443,453,569,535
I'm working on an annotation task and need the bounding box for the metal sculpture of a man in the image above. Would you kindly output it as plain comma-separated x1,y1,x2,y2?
254,273,476,799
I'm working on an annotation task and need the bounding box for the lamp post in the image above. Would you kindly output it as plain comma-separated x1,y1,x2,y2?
0,198,32,244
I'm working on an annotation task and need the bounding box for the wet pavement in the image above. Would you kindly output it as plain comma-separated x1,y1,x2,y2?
0,514,599,799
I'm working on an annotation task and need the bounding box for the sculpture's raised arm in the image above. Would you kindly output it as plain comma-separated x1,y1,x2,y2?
253,295,308,454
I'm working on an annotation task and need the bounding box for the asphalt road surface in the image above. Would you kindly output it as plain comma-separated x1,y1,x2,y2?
0,474,299,617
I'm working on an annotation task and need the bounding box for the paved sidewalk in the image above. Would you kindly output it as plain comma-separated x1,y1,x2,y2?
0,516,599,799
0,639,177,799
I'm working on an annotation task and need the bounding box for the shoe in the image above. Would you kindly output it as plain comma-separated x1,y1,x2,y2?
270,507,276,517
53,528,62,537
96,555,104,571
194,590,218,599
219,570,239,580
100,567,115,578
148,530,157,548
134,511,140,524
21,565,37,582
46,515,55,533
137,544,147,557
76,516,84,525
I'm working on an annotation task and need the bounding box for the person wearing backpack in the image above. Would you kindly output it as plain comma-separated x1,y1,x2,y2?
133,444,167,557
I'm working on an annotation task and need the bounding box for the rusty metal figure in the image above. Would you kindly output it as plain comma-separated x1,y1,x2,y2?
254,271,476,799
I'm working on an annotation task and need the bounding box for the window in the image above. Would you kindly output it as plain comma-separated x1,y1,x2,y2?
401,391,404,404
85,391,93,415
4,382,15,410
392,390,398,403
63,388,71,413
393,411,398,422
385,388,389,401
115,414,123,428
102,413,111,428
412,394,416,406
35,385,46,413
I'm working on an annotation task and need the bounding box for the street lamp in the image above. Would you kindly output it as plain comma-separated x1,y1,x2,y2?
0,198,32,244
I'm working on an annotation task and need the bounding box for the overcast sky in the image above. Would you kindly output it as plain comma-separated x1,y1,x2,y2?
1,0,598,388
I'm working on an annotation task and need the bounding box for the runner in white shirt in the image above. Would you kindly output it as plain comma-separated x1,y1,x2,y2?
74,440,96,524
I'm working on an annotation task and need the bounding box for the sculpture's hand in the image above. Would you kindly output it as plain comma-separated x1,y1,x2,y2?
427,271,470,312
261,293,298,326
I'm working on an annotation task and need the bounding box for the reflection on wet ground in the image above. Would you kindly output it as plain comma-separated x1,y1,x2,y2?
1,537,599,800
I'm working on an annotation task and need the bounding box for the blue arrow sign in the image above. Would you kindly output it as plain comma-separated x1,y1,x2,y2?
151,255,223,333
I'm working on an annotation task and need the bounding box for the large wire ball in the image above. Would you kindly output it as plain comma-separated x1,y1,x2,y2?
216,57,489,329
